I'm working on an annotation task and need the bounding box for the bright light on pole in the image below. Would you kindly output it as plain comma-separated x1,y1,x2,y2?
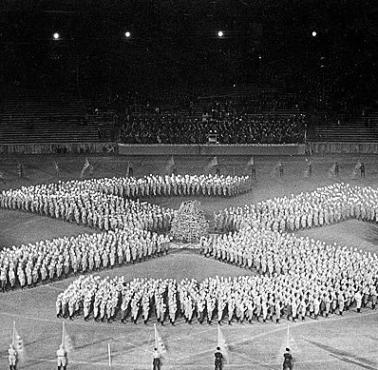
53,32,60,40
217,30,224,38
125,31,131,38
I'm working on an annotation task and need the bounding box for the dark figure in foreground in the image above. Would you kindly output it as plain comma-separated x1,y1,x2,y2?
360,162,365,178
251,165,256,180
334,162,339,177
307,159,312,177
128,165,134,177
215,346,223,370
278,161,284,177
283,347,293,370
17,162,24,179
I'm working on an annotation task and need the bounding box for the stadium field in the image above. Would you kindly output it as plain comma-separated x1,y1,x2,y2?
0,153,378,369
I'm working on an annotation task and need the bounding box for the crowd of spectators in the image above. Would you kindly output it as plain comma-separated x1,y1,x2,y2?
119,112,306,144
198,93,301,115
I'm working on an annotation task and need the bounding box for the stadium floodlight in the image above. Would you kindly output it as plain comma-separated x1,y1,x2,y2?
217,30,224,38
53,32,60,40
312,30,317,37
125,31,131,38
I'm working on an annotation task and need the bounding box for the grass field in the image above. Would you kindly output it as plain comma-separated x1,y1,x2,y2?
1,153,378,369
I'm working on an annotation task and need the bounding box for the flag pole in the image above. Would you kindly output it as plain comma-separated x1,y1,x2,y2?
108,343,112,368
154,324,157,349
286,325,290,349
12,321,16,346
62,321,65,347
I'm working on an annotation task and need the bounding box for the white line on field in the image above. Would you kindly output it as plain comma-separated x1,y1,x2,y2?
1,308,378,368
178,309,378,361
0,283,64,296
43,284,66,292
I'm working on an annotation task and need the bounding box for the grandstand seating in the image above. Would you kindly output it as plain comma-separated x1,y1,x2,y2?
0,92,113,143
309,114,378,142
120,112,306,144
2,86,376,145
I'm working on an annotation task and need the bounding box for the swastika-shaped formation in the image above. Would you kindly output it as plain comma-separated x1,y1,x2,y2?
1,177,378,325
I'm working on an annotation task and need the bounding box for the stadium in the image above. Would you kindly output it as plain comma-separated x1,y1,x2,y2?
0,1,378,369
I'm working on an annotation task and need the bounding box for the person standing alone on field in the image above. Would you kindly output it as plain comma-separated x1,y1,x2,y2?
152,347,161,370
8,344,17,370
214,346,223,370
57,344,68,370
360,162,365,178
283,348,293,370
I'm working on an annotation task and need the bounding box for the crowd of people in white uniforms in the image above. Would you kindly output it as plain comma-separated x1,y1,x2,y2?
1,177,378,324
88,174,252,198
0,181,174,233
57,260,375,325
0,229,170,292
214,182,378,232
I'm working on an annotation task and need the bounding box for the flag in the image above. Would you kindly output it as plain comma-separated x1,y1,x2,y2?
271,161,283,178
154,324,167,355
244,157,256,179
278,325,299,362
12,322,25,362
62,322,74,353
217,325,229,364
108,343,112,368
54,161,60,176
327,163,336,178
17,162,23,178
204,156,219,173
304,158,312,178
247,156,255,167
286,325,290,348
80,158,91,178
352,160,361,178
167,156,175,168
126,161,133,177
285,325,298,351
209,156,218,168
164,156,176,174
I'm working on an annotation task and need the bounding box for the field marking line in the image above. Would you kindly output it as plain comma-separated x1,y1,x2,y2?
178,309,378,362
42,284,66,292
111,335,154,356
0,279,80,296
0,307,377,333
0,311,138,330
165,326,216,343
230,349,271,367
0,353,373,369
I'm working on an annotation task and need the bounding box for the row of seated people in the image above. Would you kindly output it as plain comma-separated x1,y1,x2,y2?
198,95,301,116
120,113,306,144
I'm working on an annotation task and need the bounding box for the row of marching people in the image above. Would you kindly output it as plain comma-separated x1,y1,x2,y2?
214,182,378,232
56,270,375,325
89,174,252,198
200,225,378,312
0,183,174,233
0,228,170,293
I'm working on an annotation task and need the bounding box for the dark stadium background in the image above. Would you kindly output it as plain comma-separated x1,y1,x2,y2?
0,0,377,114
